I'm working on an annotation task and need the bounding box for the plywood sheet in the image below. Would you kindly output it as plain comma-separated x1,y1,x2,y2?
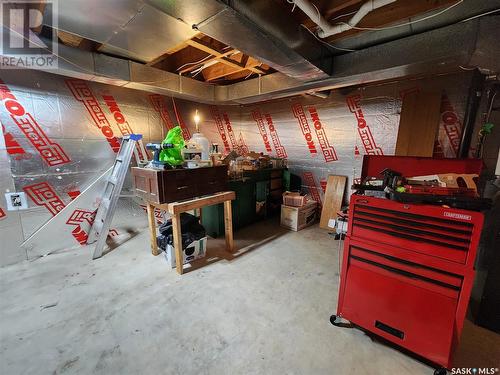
319,175,347,230
396,91,442,157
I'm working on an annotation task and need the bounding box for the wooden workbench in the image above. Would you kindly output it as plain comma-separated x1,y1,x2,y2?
146,191,236,274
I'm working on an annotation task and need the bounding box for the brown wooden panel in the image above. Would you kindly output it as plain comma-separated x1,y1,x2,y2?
396,90,442,157
319,175,347,230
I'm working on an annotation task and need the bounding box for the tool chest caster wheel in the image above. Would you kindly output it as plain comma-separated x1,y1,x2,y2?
433,368,447,375
330,315,341,326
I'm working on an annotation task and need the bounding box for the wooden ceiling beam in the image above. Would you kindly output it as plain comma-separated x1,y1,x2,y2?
178,48,236,74
185,38,225,56
202,54,266,81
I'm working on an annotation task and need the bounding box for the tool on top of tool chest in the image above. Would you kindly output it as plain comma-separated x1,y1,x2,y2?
352,167,491,211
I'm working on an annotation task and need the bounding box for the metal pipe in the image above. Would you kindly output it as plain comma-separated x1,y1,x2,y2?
458,70,486,158
291,0,396,38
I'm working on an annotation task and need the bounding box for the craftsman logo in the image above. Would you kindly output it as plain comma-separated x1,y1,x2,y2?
0,80,70,166
24,182,65,216
440,93,462,157
292,103,317,155
444,212,472,221
252,109,272,153
0,1,58,69
103,94,146,162
65,79,121,153
346,95,384,155
303,172,322,206
451,368,499,375
308,107,337,162
264,113,287,158
210,106,231,152
66,209,95,245
149,94,174,130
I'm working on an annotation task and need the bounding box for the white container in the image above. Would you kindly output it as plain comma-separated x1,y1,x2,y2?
164,237,207,268
189,132,210,160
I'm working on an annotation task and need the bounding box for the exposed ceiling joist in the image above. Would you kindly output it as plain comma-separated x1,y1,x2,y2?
202,54,264,81
178,49,236,74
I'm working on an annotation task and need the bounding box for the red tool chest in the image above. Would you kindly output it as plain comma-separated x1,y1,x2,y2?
333,156,485,371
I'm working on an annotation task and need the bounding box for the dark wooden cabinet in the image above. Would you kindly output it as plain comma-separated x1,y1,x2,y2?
132,165,228,204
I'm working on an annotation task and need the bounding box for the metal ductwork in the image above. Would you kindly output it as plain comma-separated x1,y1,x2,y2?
145,0,334,81
2,16,499,104
46,0,199,63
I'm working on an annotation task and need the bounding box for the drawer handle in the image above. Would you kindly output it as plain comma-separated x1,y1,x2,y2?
375,320,404,339
350,255,460,291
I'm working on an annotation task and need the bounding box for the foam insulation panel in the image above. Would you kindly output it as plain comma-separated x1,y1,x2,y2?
0,70,471,265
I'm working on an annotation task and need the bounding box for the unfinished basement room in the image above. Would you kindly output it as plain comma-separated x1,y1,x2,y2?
1,0,500,374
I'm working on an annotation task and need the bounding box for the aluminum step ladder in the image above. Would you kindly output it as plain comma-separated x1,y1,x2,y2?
88,134,143,259
133,138,149,167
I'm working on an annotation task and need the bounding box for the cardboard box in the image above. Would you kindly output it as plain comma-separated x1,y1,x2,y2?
280,201,317,231
164,237,207,268
282,191,306,207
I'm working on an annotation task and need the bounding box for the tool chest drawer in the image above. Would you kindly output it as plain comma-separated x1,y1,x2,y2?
348,195,483,264
340,249,458,366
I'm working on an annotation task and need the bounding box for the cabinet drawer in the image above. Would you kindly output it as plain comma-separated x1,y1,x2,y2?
341,260,458,367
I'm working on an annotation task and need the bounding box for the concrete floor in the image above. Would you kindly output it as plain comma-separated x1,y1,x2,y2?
0,219,498,375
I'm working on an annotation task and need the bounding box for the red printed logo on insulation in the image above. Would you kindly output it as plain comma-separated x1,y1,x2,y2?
65,80,120,153
24,182,66,216
210,106,231,152
222,112,238,149
292,104,317,156
103,94,147,162
346,95,383,156
0,80,70,166
1,124,25,155
140,204,165,224
238,133,249,155
149,94,174,131
263,113,287,158
308,107,337,162
171,98,191,140
303,172,322,206
0,207,5,220
440,93,462,157
252,110,272,153
66,209,96,245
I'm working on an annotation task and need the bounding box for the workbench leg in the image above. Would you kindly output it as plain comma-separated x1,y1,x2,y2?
171,213,184,275
147,203,159,256
223,200,234,252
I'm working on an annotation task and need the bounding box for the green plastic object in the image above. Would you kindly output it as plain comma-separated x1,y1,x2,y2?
396,186,406,193
159,126,185,166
